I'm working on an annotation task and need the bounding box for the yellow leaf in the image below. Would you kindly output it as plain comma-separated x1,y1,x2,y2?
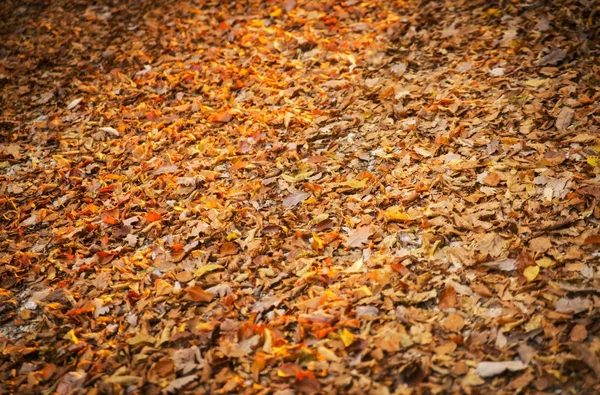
128,333,156,346
52,155,71,167
226,232,239,241
194,264,224,278
311,213,329,225
311,233,324,252
524,79,547,87
587,156,599,167
66,329,79,345
523,265,540,282
270,7,282,18
486,7,501,17
155,279,173,297
536,257,555,268
343,178,367,189
304,196,317,204
340,328,355,348
384,206,413,221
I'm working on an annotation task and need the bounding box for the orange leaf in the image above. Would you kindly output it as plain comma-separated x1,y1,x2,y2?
220,242,239,256
584,235,600,245
146,211,161,222
101,209,119,225
209,109,232,123
185,286,214,302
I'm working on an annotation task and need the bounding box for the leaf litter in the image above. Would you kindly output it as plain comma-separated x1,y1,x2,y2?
1,0,600,393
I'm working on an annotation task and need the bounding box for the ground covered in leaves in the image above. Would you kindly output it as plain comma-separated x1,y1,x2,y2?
1,0,600,393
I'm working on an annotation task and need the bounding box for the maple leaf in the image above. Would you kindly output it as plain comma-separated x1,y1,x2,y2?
344,225,372,248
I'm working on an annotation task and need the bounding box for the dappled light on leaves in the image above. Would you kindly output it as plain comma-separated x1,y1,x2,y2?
1,0,600,393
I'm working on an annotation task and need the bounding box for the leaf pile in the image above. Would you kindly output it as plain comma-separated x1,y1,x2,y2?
1,0,600,393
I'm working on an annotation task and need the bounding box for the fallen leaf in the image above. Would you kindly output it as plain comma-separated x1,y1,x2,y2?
536,47,567,66
523,265,539,282
194,264,224,278
555,107,574,130
476,361,527,378
570,324,588,342
340,328,355,347
438,285,457,310
555,297,591,314
185,286,213,302
529,237,552,253
146,211,162,222
476,233,506,258
443,313,465,332
344,225,372,248
384,206,414,221
219,241,239,256
67,97,83,110
282,191,310,208
163,375,197,394
56,371,87,395
482,171,501,186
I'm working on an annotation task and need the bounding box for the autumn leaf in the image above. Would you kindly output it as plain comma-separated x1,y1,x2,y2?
476,233,506,258
209,109,232,123
476,361,527,378
442,313,465,332
185,286,214,302
523,265,539,282
219,241,239,256
344,225,372,248
438,285,457,310
383,206,414,222
555,106,574,130
146,211,161,222
482,171,501,186
282,191,310,208
194,264,224,278
340,328,355,347
4,0,600,392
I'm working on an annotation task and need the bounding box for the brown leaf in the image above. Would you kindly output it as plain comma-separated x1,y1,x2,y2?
220,241,239,256
571,344,600,378
344,225,372,248
536,47,566,66
583,235,600,245
482,171,501,186
438,285,457,310
442,313,465,332
56,370,87,395
570,324,588,342
555,297,591,314
476,232,506,258
282,191,310,208
555,107,574,130
529,237,552,253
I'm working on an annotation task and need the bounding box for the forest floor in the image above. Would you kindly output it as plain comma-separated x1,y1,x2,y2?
1,0,600,393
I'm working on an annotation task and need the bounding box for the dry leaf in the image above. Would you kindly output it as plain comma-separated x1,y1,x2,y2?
555,107,574,130
282,191,310,208
476,361,527,378
555,297,591,314
344,225,372,248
